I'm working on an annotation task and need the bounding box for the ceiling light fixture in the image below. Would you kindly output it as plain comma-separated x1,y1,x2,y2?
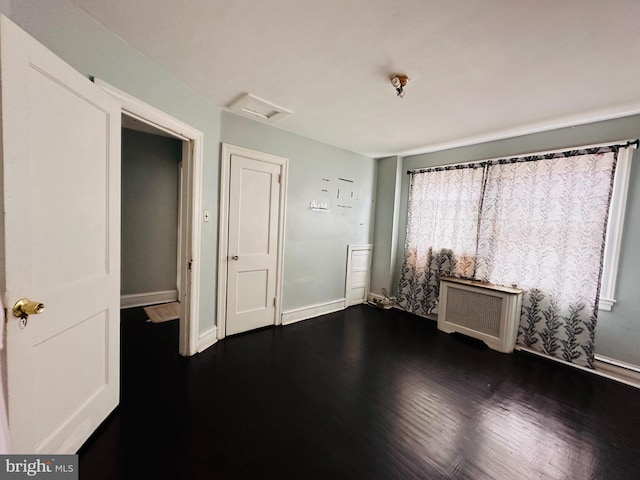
391,74,409,98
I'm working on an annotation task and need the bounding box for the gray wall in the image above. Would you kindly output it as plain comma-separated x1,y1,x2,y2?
388,115,640,366
121,129,181,295
1,0,221,335
221,112,376,311
370,156,402,295
4,1,638,360
0,0,375,330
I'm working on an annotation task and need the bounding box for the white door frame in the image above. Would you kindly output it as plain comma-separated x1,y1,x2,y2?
217,143,288,339
94,79,203,356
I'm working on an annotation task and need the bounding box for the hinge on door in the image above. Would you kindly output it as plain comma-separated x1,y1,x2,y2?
188,259,193,271
277,174,281,184
273,298,276,307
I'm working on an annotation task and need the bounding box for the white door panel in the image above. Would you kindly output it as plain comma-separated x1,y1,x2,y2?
1,16,120,453
345,245,373,306
226,155,281,335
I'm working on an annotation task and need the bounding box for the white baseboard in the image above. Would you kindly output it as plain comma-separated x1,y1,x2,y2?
281,299,346,326
367,292,385,302
120,290,178,309
594,354,640,387
516,346,640,389
197,326,218,353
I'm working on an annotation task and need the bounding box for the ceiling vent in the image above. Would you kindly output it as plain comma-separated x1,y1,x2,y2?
228,93,292,122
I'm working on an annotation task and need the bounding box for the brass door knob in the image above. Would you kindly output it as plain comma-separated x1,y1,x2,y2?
13,298,45,319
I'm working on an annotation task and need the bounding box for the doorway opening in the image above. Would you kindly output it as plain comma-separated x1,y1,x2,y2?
95,79,205,356
120,121,182,330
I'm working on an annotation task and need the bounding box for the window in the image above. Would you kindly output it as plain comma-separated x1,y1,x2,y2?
398,140,636,368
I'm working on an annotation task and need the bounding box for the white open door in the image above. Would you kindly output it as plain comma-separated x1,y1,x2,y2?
0,16,120,453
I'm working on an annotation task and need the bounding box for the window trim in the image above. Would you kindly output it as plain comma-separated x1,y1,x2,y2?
599,144,636,311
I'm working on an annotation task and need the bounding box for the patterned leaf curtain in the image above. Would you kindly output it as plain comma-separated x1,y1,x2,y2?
396,165,485,316
398,145,623,368
475,149,617,368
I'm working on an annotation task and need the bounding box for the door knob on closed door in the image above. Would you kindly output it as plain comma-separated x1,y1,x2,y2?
12,298,45,319
229,255,239,261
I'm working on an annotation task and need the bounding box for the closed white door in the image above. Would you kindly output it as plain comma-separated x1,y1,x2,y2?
1,17,120,453
345,245,373,306
226,155,281,335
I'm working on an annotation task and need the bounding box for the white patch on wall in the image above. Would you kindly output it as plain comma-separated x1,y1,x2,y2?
309,176,362,215
336,177,358,213
309,177,332,211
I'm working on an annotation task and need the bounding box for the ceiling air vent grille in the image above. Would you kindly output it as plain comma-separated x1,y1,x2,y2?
228,93,292,122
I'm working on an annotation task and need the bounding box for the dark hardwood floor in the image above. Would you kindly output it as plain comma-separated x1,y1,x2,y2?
78,305,640,479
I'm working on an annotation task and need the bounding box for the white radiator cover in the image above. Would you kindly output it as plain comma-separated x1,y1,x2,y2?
438,277,523,353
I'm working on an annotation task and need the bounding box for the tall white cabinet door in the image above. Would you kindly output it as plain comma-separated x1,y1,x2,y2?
226,155,281,335
0,16,121,453
345,245,373,306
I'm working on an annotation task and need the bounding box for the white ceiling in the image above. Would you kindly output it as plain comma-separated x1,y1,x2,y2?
70,0,640,158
